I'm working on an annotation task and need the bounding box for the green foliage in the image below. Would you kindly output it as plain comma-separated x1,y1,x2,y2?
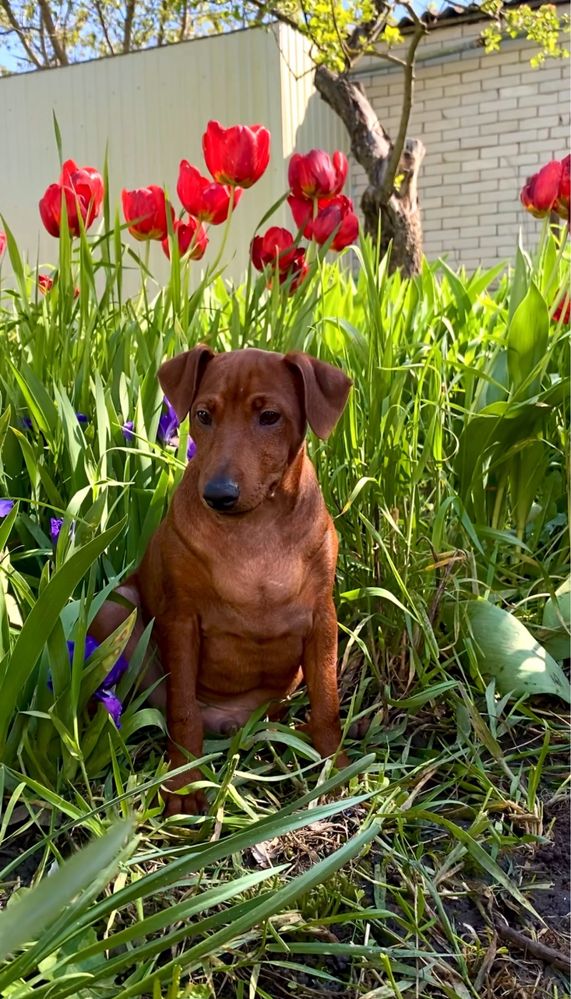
464,598,571,702
0,206,569,785
482,1,570,66
0,181,569,996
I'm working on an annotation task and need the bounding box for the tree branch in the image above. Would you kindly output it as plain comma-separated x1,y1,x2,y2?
246,0,302,36
314,65,391,181
123,0,137,53
157,0,169,46
178,0,189,42
345,5,390,65
93,0,115,55
495,920,571,973
379,19,425,199
37,0,68,64
0,0,42,67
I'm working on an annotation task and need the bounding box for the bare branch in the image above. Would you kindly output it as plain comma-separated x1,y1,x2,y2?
246,0,302,37
400,1,423,27
93,0,116,55
157,0,170,46
380,19,426,199
178,0,189,42
328,0,350,63
368,48,406,67
0,0,42,67
37,0,69,64
123,0,137,53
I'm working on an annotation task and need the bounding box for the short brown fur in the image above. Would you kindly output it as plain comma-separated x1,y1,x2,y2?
91,346,352,815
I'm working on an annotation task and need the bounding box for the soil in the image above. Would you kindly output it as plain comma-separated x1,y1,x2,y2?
527,798,571,930
2,797,569,997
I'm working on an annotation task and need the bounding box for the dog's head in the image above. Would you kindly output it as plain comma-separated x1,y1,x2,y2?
158,345,351,515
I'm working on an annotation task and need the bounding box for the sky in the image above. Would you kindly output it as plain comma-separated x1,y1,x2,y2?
0,0,453,75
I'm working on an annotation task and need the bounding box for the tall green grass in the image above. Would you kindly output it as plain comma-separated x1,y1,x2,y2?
0,199,569,997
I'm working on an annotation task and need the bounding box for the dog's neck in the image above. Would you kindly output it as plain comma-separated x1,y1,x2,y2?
273,443,317,513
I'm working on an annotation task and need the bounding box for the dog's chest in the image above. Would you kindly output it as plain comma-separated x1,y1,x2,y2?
200,549,313,640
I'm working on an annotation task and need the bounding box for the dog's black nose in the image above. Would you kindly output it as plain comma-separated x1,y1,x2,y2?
203,478,240,511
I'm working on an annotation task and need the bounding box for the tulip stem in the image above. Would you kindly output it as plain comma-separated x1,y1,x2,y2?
207,187,237,279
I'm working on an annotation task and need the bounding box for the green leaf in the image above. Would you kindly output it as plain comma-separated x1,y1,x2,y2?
465,599,571,703
541,577,571,661
0,519,126,753
506,281,549,394
0,820,135,961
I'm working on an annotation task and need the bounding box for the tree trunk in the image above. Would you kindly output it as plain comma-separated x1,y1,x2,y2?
315,66,425,276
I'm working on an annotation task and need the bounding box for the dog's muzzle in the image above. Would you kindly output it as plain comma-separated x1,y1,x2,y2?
203,477,240,512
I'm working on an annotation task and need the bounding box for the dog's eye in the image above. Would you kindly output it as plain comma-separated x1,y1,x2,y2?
196,410,212,426
259,411,281,426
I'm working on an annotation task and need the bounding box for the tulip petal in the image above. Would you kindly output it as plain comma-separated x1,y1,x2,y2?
203,120,270,188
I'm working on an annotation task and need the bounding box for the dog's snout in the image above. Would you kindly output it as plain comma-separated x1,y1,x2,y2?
203,477,240,512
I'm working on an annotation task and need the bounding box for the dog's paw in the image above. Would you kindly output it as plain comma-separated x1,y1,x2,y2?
347,717,371,740
164,789,208,818
333,750,350,770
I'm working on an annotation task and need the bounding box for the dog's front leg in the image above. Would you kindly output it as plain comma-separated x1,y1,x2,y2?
155,614,206,816
301,601,349,769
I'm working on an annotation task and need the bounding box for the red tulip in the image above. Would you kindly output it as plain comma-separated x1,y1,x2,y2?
288,195,315,238
288,150,348,200
122,185,174,241
558,154,570,219
552,293,570,325
250,226,299,273
203,120,270,188
39,159,104,238
161,218,208,260
278,248,308,294
38,273,79,298
520,155,570,222
0,231,6,258
60,160,104,225
310,195,359,251
177,161,242,225
251,228,308,294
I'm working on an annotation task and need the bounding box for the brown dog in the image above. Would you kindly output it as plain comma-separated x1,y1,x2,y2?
91,345,352,815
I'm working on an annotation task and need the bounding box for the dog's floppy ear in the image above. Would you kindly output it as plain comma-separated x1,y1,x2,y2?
158,345,214,422
285,352,352,439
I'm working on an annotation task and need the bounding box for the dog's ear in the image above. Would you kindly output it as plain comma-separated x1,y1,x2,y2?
285,352,352,439
158,345,214,422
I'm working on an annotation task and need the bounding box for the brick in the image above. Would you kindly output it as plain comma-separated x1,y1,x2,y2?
499,84,540,99
484,74,523,91
516,92,549,108
462,226,497,237
479,98,518,113
539,79,569,93
500,54,525,73
461,69,487,85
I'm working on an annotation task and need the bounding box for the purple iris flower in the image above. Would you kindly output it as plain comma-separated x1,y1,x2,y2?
50,518,76,544
50,518,64,543
76,413,89,425
187,437,197,461
66,637,128,727
94,689,123,726
122,420,135,441
157,397,179,445
0,499,14,517
21,416,33,431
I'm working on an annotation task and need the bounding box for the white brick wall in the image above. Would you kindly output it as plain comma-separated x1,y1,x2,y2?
349,19,570,271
